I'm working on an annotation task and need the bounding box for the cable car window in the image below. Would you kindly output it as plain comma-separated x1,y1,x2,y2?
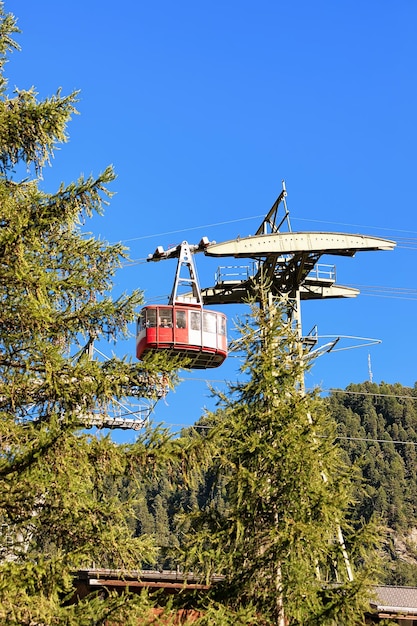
146,309,157,328
159,308,173,327
218,316,226,336
190,311,201,331
203,311,216,333
176,310,186,329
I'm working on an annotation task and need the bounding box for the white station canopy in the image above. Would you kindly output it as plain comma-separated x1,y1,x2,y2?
205,232,396,258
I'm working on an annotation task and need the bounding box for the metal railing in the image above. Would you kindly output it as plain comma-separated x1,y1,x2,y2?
215,262,336,285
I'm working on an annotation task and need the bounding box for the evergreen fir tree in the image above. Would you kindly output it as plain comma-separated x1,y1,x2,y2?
182,290,380,625
0,7,179,623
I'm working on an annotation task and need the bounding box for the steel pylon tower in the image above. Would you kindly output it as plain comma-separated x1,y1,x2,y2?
200,180,395,361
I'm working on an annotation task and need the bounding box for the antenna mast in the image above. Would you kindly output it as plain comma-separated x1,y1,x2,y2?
368,353,373,383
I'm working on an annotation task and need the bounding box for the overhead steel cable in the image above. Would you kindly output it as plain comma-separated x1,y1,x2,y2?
115,215,417,247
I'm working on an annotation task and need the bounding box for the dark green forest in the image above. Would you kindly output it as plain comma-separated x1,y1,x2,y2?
132,381,417,586
330,381,417,585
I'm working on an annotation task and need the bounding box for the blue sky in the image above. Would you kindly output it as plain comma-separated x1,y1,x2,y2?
7,1,417,436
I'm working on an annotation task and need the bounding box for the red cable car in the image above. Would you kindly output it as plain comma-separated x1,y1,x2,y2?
136,240,227,369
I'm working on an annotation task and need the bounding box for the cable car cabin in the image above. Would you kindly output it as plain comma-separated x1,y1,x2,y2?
136,305,227,369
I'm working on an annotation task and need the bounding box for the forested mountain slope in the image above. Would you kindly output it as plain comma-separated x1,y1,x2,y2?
327,381,417,584
328,381,417,531
134,381,417,585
